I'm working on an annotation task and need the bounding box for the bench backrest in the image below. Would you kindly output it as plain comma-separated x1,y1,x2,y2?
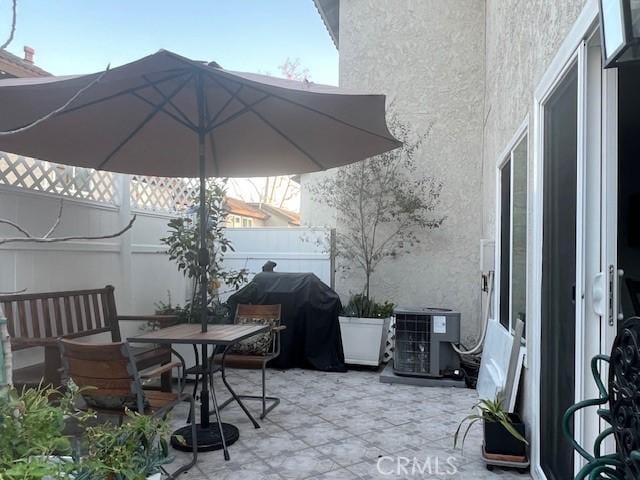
0,286,120,349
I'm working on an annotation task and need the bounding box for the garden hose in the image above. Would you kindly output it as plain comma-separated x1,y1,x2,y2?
451,270,494,356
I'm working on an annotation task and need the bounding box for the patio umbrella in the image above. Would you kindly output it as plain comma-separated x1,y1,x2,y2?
0,49,400,334
0,49,400,452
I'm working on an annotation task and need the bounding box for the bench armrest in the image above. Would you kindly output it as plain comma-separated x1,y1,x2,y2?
11,337,60,348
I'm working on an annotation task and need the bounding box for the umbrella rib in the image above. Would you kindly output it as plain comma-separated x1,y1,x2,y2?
206,95,270,134
97,74,194,170
51,70,191,119
130,91,197,133
142,74,198,131
208,75,325,170
217,76,400,145
205,84,243,130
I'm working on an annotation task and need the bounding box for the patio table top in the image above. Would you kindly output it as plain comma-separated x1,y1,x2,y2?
128,323,269,346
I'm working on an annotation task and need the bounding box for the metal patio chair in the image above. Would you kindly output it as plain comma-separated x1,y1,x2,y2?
59,339,197,479
213,304,284,419
562,317,640,480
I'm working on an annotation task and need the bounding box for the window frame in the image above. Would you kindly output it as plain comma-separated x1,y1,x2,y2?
495,120,529,335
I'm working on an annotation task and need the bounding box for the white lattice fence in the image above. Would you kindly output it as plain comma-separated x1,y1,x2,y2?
130,176,200,213
0,152,117,204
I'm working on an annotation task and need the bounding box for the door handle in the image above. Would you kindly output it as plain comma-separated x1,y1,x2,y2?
617,269,625,322
592,272,605,317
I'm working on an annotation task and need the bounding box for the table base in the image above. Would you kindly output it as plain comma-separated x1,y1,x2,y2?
171,423,239,453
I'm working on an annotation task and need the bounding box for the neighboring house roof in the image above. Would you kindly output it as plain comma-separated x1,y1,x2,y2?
249,203,301,226
0,48,50,78
225,197,270,220
312,0,339,48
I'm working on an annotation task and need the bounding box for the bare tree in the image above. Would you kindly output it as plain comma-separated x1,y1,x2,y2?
309,114,445,300
279,57,311,83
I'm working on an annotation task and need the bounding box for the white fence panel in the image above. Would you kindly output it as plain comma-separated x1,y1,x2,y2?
222,227,333,289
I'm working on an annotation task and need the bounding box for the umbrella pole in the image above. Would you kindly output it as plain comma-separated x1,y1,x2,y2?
196,72,212,432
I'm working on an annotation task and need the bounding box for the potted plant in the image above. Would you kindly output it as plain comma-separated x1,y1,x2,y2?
76,410,173,480
309,114,444,367
339,294,394,366
454,397,528,457
0,384,81,480
160,180,247,368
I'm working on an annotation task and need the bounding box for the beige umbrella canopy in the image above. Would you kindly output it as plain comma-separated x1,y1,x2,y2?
0,49,400,334
0,50,400,451
0,49,400,178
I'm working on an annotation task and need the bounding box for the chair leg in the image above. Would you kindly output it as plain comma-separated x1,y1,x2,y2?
163,394,198,479
209,370,230,461
218,365,280,420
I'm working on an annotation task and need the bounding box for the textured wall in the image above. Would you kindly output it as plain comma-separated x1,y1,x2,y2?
481,0,587,238
302,0,486,343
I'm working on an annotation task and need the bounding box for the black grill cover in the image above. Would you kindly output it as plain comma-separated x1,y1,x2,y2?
227,272,346,372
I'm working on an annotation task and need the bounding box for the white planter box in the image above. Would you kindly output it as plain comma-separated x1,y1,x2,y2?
339,316,391,366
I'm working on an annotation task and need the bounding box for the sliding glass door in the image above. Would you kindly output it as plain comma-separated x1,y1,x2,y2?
540,64,578,480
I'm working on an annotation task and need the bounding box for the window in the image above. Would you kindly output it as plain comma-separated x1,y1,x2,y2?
242,217,253,227
498,133,528,332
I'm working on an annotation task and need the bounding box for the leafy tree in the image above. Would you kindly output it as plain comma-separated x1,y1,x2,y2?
161,180,247,320
310,114,444,300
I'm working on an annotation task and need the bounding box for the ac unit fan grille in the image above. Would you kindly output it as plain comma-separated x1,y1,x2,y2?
394,313,432,375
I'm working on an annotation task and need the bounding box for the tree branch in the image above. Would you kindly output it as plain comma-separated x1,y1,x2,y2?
43,199,63,238
0,0,17,50
0,215,136,245
0,218,31,237
0,65,111,136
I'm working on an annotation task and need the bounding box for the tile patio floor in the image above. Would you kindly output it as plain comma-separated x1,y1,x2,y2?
168,368,532,479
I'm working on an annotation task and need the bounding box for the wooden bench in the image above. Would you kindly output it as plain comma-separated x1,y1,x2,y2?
0,285,176,391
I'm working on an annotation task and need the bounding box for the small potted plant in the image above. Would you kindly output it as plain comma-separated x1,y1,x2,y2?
454,397,528,458
76,410,173,480
0,384,81,479
339,294,394,366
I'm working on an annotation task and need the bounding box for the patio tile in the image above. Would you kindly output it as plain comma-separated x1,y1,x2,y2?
315,436,388,467
238,429,312,459
287,421,354,446
162,367,530,479
264,447,339,479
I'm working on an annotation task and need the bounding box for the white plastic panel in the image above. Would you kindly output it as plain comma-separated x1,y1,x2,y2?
477,319,514,401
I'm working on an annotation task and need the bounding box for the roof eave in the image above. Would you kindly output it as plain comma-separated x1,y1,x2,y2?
312,0,339,49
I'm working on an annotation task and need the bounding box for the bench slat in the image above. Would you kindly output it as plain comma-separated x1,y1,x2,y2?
83,294,93,331
62,297,76,334
17,301,27,338
30,299,40,338
92,293,102,329
53,297,64,336
42,298,53,337
73,295,83,332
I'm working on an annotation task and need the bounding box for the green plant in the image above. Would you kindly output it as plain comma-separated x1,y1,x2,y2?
76,410,173,480
161,180,247,320
309,113,444,301
0,384,84,480
453,397,528,451
341,294,394,318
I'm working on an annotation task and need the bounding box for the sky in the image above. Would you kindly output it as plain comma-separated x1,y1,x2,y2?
1,1,339,211
1,0,338,84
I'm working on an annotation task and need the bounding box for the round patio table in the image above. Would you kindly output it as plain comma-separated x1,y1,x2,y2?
129,323,269,460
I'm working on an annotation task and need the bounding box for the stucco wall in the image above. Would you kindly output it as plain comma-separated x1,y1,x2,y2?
481,0,587,238
481,0,588,454
302,0,486,343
